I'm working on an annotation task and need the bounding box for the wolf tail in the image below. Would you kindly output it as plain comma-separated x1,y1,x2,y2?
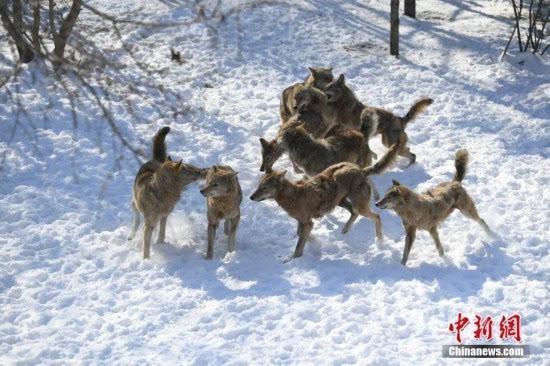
363,143,400,176
152,126,171,162
453,149,469,182
401,98,433,127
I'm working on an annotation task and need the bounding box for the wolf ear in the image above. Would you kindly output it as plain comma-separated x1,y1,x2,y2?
392,179,401,186
308,67,317,75
231,171,238,177
260,137,267,147
338,74,345,84
174,160,183,171
277,170,287,177
212,165,218,172
328,67,333,72
166,156,172,162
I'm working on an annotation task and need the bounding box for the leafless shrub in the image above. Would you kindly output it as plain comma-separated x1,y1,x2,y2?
0,0,289,172
502,0,550,59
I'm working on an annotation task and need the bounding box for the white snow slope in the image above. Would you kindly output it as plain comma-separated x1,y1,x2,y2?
1,0,549,364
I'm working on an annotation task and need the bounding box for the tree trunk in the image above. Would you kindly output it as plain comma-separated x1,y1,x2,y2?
404,0,415,18
390,0,399,57
0,0,34,63
32,0,41,51
52,0,82,63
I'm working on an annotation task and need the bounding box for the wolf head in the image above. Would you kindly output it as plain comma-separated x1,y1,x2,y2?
293,85,327,114
259,137,284,172
200,165,238,197
162,157,207,187
324,74,348,104
249,169,287,202
307,67,334,90
375,180,408,210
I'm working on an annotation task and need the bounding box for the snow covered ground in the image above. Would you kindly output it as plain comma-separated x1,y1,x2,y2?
1,0,549,364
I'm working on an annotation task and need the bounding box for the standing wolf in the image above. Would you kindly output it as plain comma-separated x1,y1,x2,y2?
200,165,242,259
250,144,399,261
324,74,433,166
128,127,207,259
280,67,334,123
375,149,493,265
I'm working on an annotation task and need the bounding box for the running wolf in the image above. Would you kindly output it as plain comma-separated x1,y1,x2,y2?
250,144,399,261
361,98,433,166
375,149,493,265
128,127,207,259
200,165,242,259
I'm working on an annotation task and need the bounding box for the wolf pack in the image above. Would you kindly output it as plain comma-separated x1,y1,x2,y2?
129,67,494,265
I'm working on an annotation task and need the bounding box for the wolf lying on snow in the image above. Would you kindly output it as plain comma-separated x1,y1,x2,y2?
128,127,208,259
376,149,493,265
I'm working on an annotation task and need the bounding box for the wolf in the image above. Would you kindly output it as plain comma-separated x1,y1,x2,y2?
375,149,493,266
259,119,380,199
288,85,337,138
325,74,432,166
128,127,208,259
280,67,334,123
250,143,399,261
323,74,365,131
361,98,433,166
200,165,242,259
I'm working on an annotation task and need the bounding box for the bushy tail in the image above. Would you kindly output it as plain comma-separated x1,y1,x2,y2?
152,127,171,162
364,143,400,176
401,98,433,127
453,149,469,182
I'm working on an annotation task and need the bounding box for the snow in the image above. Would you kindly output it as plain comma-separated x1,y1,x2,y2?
1,0,549,364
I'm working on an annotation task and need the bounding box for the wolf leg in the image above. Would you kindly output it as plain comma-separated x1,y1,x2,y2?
338,197,353,214
224,219,230,235
360,204,383,239
401,226,416,265
429,227,445,256
206,222,217,259
293,221,313,259
128,200,140,240
142,223,154,259
459,204,493,236
157,216,167,244
227,216,239,253
367,177,380,201
342,212,359,234
396,132,415,167
291,161,303,174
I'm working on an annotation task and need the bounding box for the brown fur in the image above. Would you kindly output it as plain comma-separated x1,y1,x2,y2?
289,85,337,138
128,127,208,259
261,117,379,198
280,67,334,123
250,144,399,261
200,165,242,259
361,98,433,166
323,74,365,131
375,149,493,265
